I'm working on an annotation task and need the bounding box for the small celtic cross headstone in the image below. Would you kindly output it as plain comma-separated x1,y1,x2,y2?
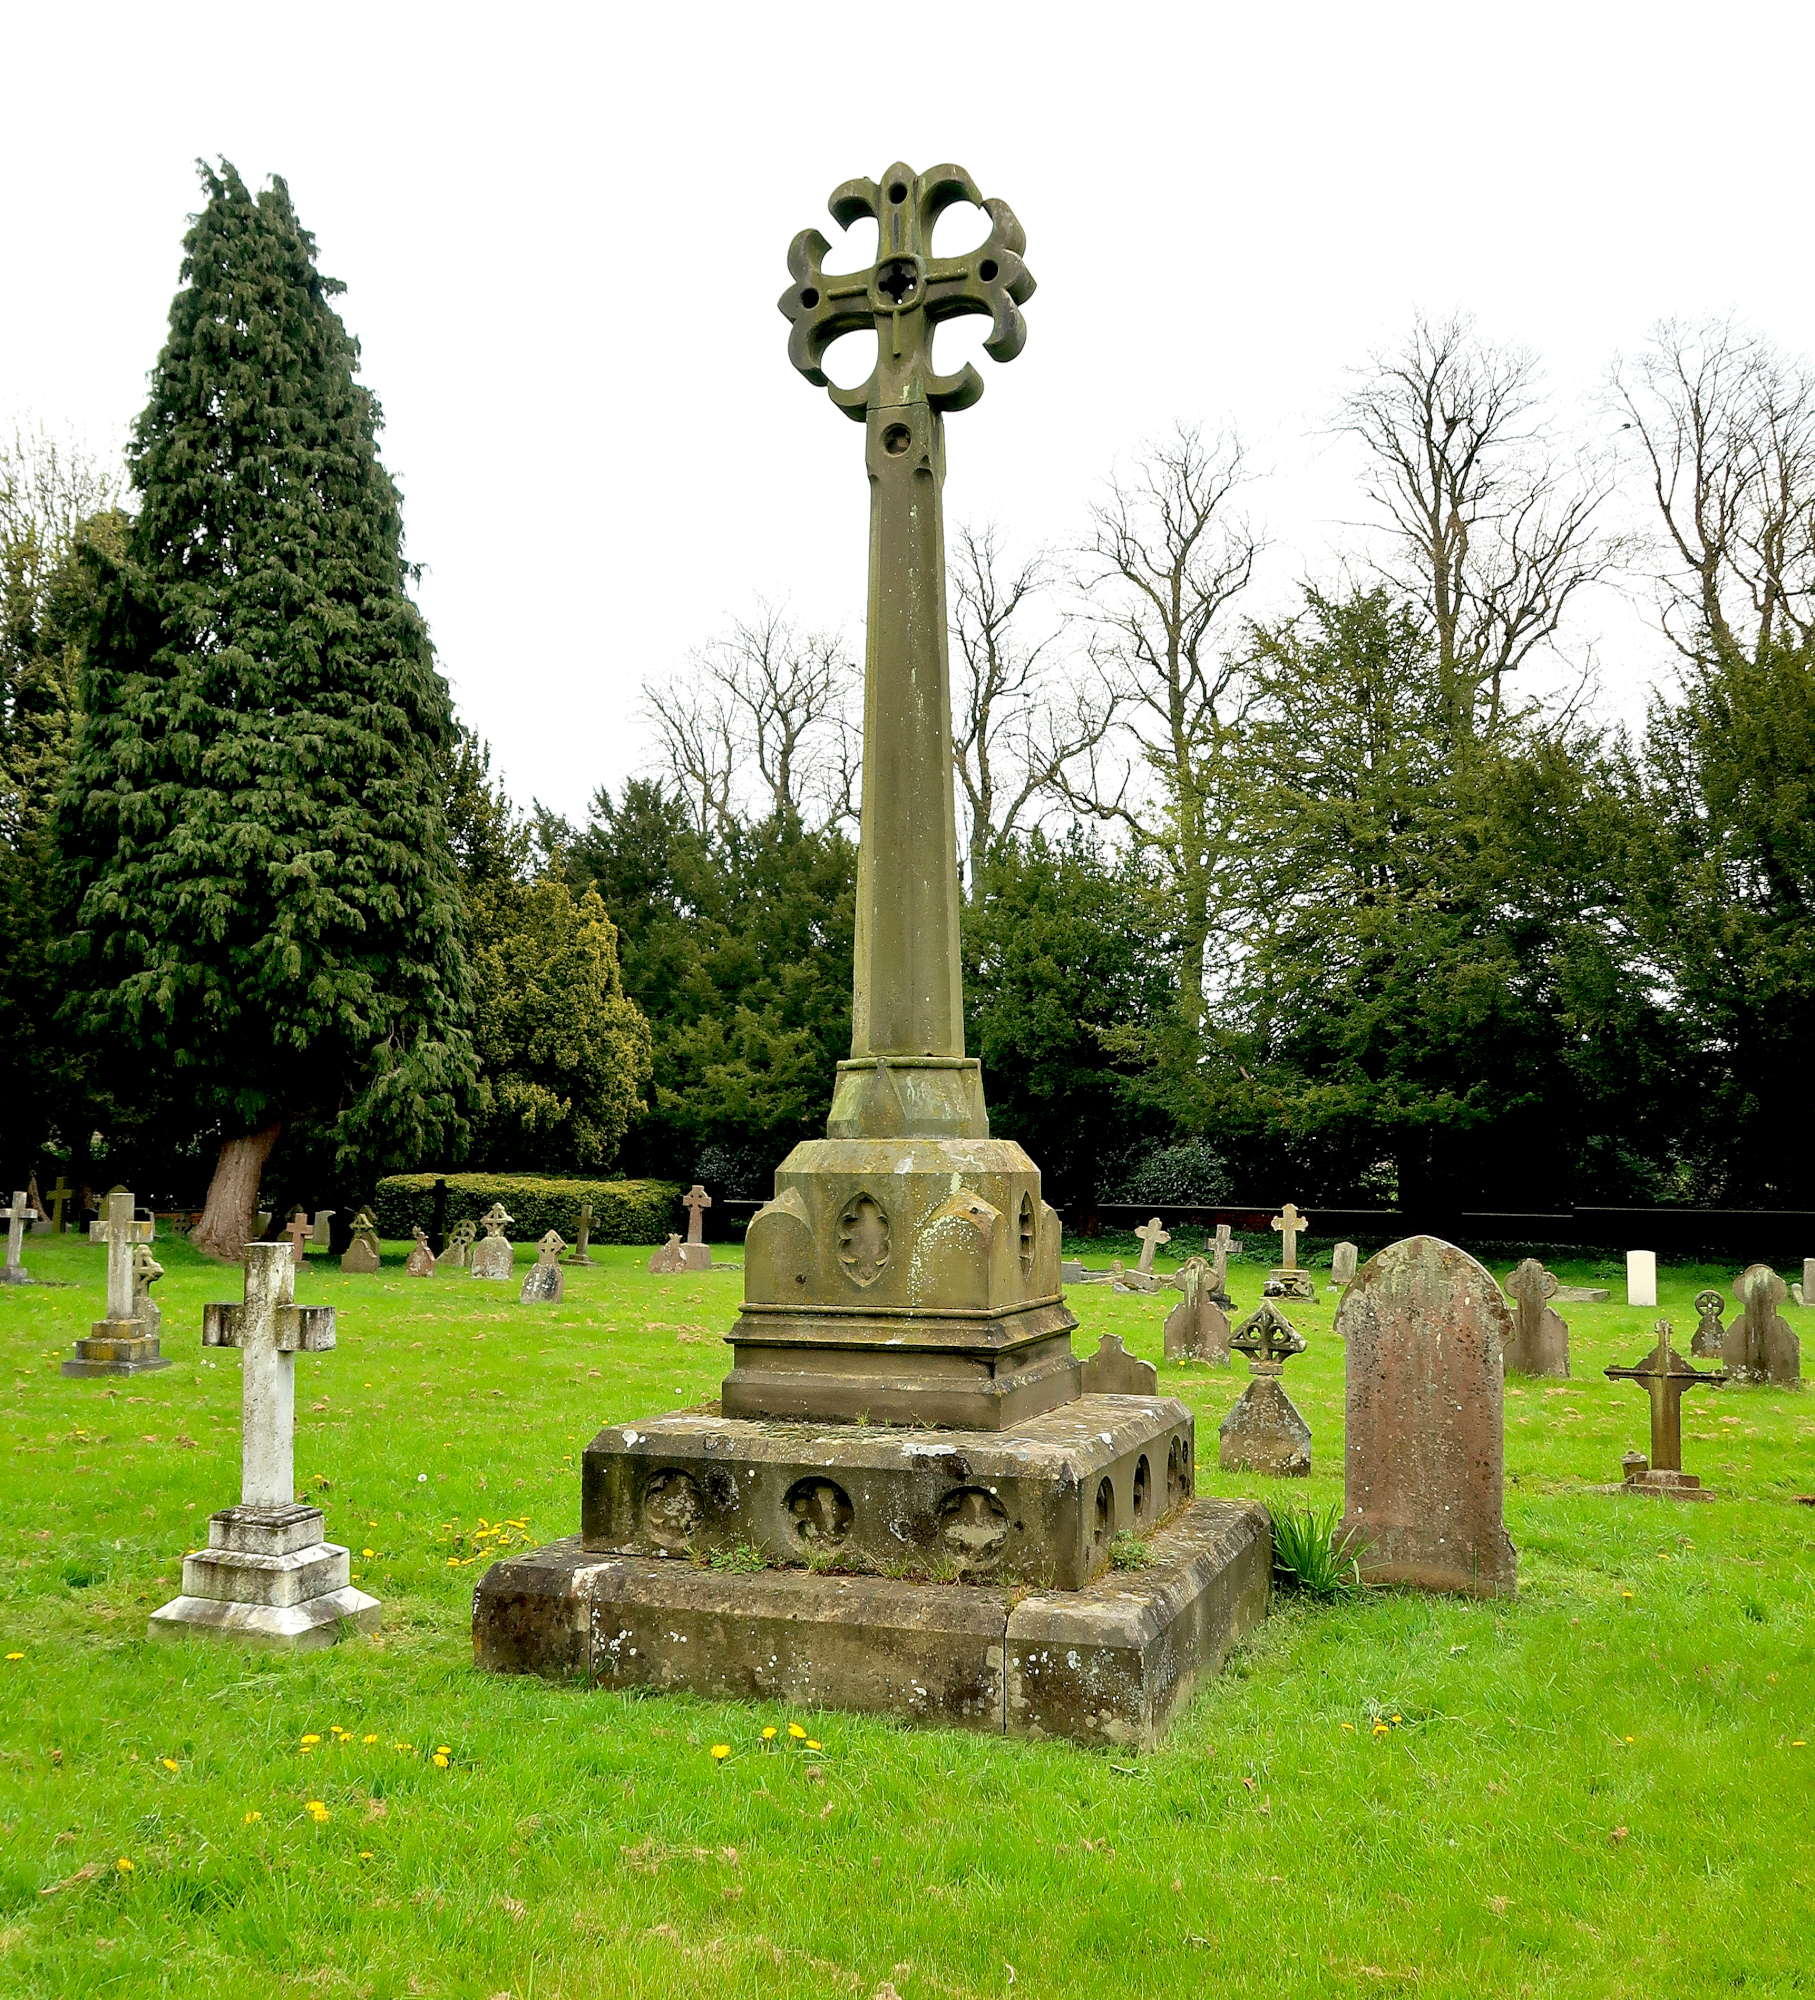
1223,1301,1311,1475
1689,1287,1726,1359
471,1203,514,1281
444,1218,477,1271
1134,1216,1170,1274
683,1185,711,1245
1503,1258,1570,1379
521,1230,566,1304
1,1189,40,1284
1232,1300,1307,1377
1605,1319,1723,1497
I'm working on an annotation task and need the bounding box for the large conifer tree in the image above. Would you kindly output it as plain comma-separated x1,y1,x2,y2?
57,162,475,1257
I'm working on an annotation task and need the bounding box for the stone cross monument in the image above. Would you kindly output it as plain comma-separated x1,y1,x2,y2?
681,1184,713,1271
1133,1217,1170,1273
1605,1319,1723,1499
724,160,1076,1429
45,1174,73,1233
150,1242,380,1647
1221,1300,1311,1475
1266,1202,1316,1302
64,1190,169,1376
1,1190,39,1284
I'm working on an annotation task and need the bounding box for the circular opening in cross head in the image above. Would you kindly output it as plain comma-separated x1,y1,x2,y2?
888,180,908,203
882,423,912,457
876,258,918,307
799,287,819,308
979,259,998,281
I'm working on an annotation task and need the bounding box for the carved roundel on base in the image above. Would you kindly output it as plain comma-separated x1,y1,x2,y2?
786,1476,854,1546
640,1469,705,1550
937,1485,1010,1565
837,1193,891,1287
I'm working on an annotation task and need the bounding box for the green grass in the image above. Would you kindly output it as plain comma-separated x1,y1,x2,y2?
1,1230,1812,1997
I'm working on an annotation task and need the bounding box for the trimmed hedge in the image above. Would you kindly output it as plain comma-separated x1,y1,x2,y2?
373,1174,682,1245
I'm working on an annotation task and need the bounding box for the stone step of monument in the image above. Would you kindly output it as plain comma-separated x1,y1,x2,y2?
148,1583,380,1651
473,1495,1270,1748
181,1541,352,1609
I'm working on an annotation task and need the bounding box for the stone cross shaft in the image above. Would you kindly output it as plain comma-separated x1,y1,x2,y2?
1604,1321,1721,1473
46,1176,72,1232
1134,1216,1170,1273
285,1211,313,1263
3,1190,39,1268
780,162,1033,1062
683,1185,711,1245
1271,1204,1308,1269
203,1242,336,1509
94,1191,153,1319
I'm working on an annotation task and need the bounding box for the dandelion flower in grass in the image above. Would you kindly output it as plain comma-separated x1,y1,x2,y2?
1341,1722,1354,1733
362,1548,375,1559
363,1733,378,1745
432,1753,449,1769
117,1857,133,1873
806,1739,822,1751
788,1723,807,1741
710,1744,731,1763
306,1801,330,1823
1391,1714,1402,1725
436,1745,450,1756
1372,1721,1390,1738
761,1727,777,1742
301,1734,321,1747
244,1811,262,1824
4,1652,21,1662
359,1849,374,1860
161,1757,179,1772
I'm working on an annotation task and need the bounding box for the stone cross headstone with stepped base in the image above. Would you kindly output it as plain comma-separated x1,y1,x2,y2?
1164,1257,1231,1364
64,1191,168,1376
1503,1258,1570,1378
1,1190,39,1284
1207,1223,1239,1306
521,1231,565,1303
1726,1265,1801,1387
1221,1300,1311,1475
681,1185,713,1271
1337,1235,1517,1598
149,1242,379,1648
1606,1319,1723,1499
340,1207,381,1275
563,1201,597,1267
470,1204,514,1280
1266,1203,1316,1302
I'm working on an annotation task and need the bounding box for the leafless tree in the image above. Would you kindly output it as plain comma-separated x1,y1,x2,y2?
645,602,856,835
1611,318,1815,669
948,521,1116,892
1069,424,1260,1029
1341,312,1616,743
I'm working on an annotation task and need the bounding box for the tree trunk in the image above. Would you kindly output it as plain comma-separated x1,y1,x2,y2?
190,1124,283,1262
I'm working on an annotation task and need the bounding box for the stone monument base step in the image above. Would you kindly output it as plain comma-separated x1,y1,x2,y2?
148,1585,381,1648
473,1496,1270,1747
64,1327,171,1376
147,1503,381,1649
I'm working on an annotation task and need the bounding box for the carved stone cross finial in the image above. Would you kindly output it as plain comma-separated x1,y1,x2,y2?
1232,1300,1307,1376
1605,1320,1722,1475
1134,1216,1171,1274
1270,1204,1308,1269
203,1242,337,1508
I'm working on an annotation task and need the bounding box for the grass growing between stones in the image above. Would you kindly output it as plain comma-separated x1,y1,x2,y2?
0,1230,1811,1997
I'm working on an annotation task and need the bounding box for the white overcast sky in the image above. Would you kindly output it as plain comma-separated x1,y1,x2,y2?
5,0,1812,821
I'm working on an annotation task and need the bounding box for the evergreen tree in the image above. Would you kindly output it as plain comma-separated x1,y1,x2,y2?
55,162,475,1256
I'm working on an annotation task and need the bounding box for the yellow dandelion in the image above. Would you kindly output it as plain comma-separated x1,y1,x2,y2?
788,1723,807,1741
300,1734,321,1746
1621,1591,1633,1600
117,1857,134,1873
432,1753,449,1769
1624,1735,1635,1745
306,1800,330,1823
710,1744,731,1762
1391,1714,1402,1724
1372,1721,1390,1737
436,1744,451,1756
361,1548,375,1559
359,1849,374,1860
761,1727,777,1741
1795,1741,1808,1749
1341,1722,1354,1732
161,1757,179,1772
4,1652,22,1662
244,1811,262,1824
363,1733,378,1745
394,1742,412,1752
806,1739,822,1751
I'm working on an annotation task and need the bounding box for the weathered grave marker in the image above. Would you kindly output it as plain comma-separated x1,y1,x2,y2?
1134,1216,1170,1274
1207,1223,1239,1306
521,1230,566,1303
1726,1264,1802,1387
284,1209,313,1265
646,1232,684,1275
132,1243,164,1344
1626,1249,1657,1309
1605,1319,1723,1499
64,1191,167,1376
405,1227,437,1277
1220,1300,1311,1475
1,1190,40,1284
310,1208,335,1248
44,1174,73,1234
1337,1236,1517,1597
470,1203,514,1280
340,1207,381,1275
443,1218,477,1270
149,1243,380,1647
1503,1258,1571,1378
1266,1202,1316,1302
1079,1331,1158,1396
1164,1256,1232,1364
563,1200,597,1267
681,1185,713,1271
1689,1288,1726,1358
1329,1241,1358,1290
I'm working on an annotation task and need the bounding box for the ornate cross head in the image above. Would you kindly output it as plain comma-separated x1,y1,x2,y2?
779,161,1035,424
1232,1300,1306,1374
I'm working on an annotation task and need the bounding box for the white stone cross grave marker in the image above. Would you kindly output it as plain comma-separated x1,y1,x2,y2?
1,1189,40,1284
64,1191,170,1375
1134,1216,1170,1274
1270,1203,1308,1270
149,1242,380,1649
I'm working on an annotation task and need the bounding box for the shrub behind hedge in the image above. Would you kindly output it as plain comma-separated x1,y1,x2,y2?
373,1174,682,1245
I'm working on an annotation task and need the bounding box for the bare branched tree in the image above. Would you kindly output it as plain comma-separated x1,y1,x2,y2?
1070,424,1259,1028
949,521,1116,891
1341,312,1615,742
645,601,857,835
1611,318,1815,669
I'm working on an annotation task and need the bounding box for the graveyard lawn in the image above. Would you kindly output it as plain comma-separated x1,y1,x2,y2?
0,1234,1810,1999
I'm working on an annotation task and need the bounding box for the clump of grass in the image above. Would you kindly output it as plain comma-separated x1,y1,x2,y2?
1269,1500,1365,1600
705,1541,767,1575
1109,1530,1153,1572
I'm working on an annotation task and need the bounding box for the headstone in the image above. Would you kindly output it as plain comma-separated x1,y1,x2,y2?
1605,1318,1723,1498
563,1200,597,1267
310,1208,336,1248
520,1230,566,1303
1725,1264,1802,1388
44,1174,73,1234
1220,1300,1311,1475
1626,1250,1657,1309
1337,1235,1517,1598
149,1242,380,1648
1689,1288,1726,1358
64,1191,167,1376
1111,1256,1161,1295
27,1172,48,1235
132,1242,165,1343
1503,1258,1570,1378
284,1209,313,1265
256,1210,273,1236
1133,1216,1170,1274
1060,1258,1084,1285
443,1218,477,1270
340,1207,381,1275
1206,1223,1238,1308
2,1189,40,1284
647,1233,685,1275
1329,1241,1358,1290
470,1203,515,1280
1265,1202,1316,1302
1804,1257,1815,1303
1796,1284,1807,1309
680,1188,713,1272
1554,1285,1611,1304
1164,1257,1232,1364
404,1227,437,1278
1078,1332,1158,1396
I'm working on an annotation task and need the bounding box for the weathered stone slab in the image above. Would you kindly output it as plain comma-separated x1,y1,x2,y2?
471,1204,514,1280
582,1393,1193,1591
1554,1285,1611,1304
1503,1258,1570,1378
473,1497,1269,1747
1079,1333,1157,1396
149,1584,380,1650
1219,1376,1311,1475
1330,1242,1358,1289
520,1231,565,1303
1337,1235,1517,1599
1726,1265,1801,1387
1627,1249,1657,1308
647,1233,684,1275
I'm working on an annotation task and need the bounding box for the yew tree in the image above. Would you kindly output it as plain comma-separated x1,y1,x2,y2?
57,162,475,1257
